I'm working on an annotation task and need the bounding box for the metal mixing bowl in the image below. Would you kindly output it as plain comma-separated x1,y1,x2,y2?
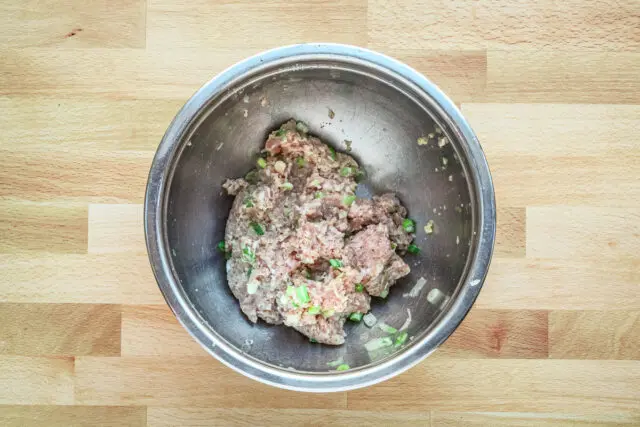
145,44,495,392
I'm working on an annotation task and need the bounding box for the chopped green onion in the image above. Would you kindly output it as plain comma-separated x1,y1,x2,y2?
390,242,398,250
377,323,397,334
309,338,317,343
296,157,306,167
296,286,310,304
257,158,267,169
286,286,296,298
246,266,252,278
286,286,299,307
355,283,364,292
336,364,350,371
402,218,415,233
308,306,321,315
424,220,435,234
246,280,258,294
394,331,408,347
314,191,324,199
328,146,336,160
364,336,393,352
342,195,356,206
281,182,293,191
275,128,286,137
417,136,429,146
310,179,321,187
250,222,264,236
245,170,258,183
296,121,309,134
217,241,227,253
322,308,335,318
380,289,389,299
349,312,364,322
242,246,255,264
329,259,343,269
354,169,366,183
407,244,420,254
243,196,254,208
340,167,353,177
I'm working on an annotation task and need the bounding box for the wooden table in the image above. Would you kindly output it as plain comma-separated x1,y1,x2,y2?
1,1,639,425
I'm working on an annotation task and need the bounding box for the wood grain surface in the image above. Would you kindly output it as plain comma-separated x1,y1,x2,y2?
1,0,639,426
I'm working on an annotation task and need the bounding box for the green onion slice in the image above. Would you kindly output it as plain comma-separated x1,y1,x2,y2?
342,195,356,206
394,331,408,347
336,364,350,371
329,259,343,269
314,191,324,199
340,167,353,177
322,308,335,318
246,281,258,294
245,170,258,183
407,244,420,254
424,220,435,234
256,158,267,169
402,218,415,233
250,222,264,236
217,241,226,253
296,121,309,134
355,283,364,292
364,337,393,352
328,146,336,160
281,182,293,191
296,286,310,304
296,157,306,167
377,323,397,334
349,312,364,322
307,306,321,315
241,246,255,264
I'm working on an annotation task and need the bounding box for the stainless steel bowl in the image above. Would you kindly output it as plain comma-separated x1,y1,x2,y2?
145,43,495,392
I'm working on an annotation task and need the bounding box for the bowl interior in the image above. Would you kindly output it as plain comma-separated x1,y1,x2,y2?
165,60,474,372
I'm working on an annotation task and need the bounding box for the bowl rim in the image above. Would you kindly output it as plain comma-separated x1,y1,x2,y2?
144,43,496,392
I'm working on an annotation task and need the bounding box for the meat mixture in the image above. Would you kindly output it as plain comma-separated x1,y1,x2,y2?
221,120,414,345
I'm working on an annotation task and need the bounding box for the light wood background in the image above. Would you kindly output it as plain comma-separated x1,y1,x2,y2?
1,0,639,426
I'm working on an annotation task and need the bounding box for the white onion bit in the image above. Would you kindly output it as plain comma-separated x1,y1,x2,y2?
363,313,377,328
403,276,427,298
365,337,393,352
427,288,448,307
